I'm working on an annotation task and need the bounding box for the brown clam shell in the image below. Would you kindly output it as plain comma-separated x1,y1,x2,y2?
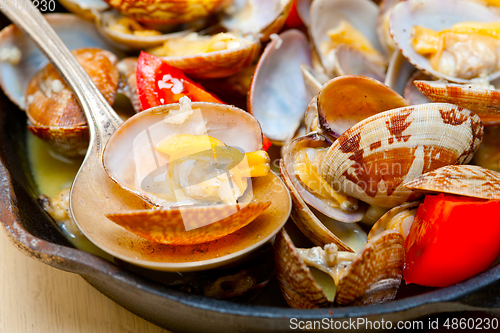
274,228,333,309
274,228,404,308
317,75,408,139
26,48,119,156
335,230,404,306
320,103,484,207
159,38,260,79
404,165,500,200
414,80,500,126
106,202,271,245
105,0,230,24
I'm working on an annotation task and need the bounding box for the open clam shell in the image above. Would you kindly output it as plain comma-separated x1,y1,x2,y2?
320,103,484,207
221,0,293,42
390,0,500,84
403,71,432,105
105,0,230,25
103,101,264,207
248,30,311,145
106,202,271,245
414,79,500,125
25,48,119,157
331,45,386,82
274,227,404,308
153,33,260,79
404,165,500,200
0,13,122,110
385,50,417,97
95,10,194,51
317,75,408,139
59,0,110,21
310,0,386,75
367,200,422,241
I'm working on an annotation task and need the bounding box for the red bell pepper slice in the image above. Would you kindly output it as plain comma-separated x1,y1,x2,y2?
136,51,223,110
285,0,304,28
404,193,500,287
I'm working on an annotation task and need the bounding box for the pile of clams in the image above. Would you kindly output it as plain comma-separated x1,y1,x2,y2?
1,0,500,308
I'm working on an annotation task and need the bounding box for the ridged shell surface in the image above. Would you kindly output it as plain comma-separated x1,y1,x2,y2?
320,103,484,207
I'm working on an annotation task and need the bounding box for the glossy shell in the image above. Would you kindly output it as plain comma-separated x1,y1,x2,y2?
105,0,230,24
367,200,422,241
249,30,311,144
158,35,260,79
414,80,500,125
319,103,484,207
59,0,110,21
404,165,500,200
26,48,119,157
317,75,408,138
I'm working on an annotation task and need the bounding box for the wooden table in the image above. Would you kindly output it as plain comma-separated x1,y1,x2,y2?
0,228,171,333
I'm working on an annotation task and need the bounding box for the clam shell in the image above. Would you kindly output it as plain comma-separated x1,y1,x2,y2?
95,10,193,51
300,65,324,103
274,227,404,308
106,0,230,24
376,0,399,57
248,30,311,145
59,0,109,21
274,228,333,308
414,79,500,125
404,165,500,200
296,0,312,28
281,133,367,224
335,229,404,306
311,0,385,75
385,50,417,97
25,48,119,157
221,0,293,42
317,75,408,139
304,96,319,134
367,200,422,241
116,57,142,113
320,103,484,207
106,202,271,245
156,34,260,79
0,13,122,110
103,102,264,208
390,0,500,83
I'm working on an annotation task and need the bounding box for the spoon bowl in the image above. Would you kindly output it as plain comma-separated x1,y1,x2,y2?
1,2,291,271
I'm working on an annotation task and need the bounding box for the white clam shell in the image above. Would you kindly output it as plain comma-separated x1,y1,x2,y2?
249,30,311,144
390,0,500,83
0,14,122,110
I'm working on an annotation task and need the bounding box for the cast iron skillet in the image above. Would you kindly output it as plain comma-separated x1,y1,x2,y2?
1,7,500,333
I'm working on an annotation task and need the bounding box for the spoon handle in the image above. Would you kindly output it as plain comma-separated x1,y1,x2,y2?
0,1,122,155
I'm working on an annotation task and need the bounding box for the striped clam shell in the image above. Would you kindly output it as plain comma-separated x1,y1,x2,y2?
319,103,484,207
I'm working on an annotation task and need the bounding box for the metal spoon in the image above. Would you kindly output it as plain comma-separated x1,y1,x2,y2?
1,3,291,271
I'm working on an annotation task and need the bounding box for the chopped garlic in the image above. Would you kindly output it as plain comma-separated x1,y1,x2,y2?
51,79,65,93
0,46,21,65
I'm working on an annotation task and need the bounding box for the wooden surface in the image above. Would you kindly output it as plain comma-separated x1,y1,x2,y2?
0,229,171,333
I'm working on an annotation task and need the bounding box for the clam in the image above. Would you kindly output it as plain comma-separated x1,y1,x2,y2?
319,103,484,207
248,30,311,145
116,57,142,113
0,13,122,110
95,10,195,51
103,99,291,245
331,44,386,82
390,0,500,83
221,0,293,42
296,0,312,28
310,0,387,77
105,0,231,25
404,165,500,200
148,32,260,79
376,0,399,57
414,79,500,125
26,48,119,157
274,227,404,308
316,75,408,139
280,133,368,250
